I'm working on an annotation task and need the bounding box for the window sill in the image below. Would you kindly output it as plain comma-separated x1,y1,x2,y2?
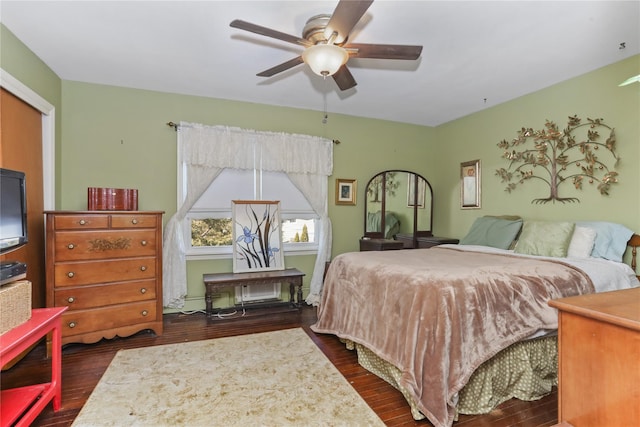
186,248,318,261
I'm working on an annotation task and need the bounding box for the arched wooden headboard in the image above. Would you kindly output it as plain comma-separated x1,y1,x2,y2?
629,234,640,278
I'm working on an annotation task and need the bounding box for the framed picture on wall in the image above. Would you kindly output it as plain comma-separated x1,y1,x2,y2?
461,159,481,209
336,179,357,205
232,200,284,273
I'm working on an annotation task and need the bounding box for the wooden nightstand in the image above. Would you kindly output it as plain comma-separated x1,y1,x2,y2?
548,288,640,427
359,238,404,251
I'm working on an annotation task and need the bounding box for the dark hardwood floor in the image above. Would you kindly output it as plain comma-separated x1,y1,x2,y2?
1,306,558,426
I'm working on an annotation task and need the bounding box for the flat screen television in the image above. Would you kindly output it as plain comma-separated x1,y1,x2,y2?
0,168,28,254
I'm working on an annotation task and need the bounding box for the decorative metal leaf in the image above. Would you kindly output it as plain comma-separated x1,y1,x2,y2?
606,129,616,151
568,115,581,126
573,175,583,189
587,117,604,127
587,129,599,141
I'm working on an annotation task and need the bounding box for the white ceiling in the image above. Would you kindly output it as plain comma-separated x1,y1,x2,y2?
1,1,638,127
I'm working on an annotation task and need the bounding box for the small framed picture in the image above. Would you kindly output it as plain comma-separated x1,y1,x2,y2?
461,160,481,209
336,179,357,205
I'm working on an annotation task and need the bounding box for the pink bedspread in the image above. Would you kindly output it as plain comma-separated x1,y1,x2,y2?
311,247,594,427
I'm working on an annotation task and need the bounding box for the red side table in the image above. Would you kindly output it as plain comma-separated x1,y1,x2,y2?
0,307,67,427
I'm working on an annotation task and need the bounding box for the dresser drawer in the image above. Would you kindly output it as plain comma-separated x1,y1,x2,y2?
54,280,156,309
60,300,157,335
54,257,156,287
53,229,157,261
111,214,158,229
54,214,110,230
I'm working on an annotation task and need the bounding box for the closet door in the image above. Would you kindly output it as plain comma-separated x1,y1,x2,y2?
0,88,45,308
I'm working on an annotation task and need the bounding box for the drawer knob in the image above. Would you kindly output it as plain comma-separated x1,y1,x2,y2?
68,322,76,328
141,310,148,316
131,219,138,225
140,266,147,272
67,297,75,303
79,219,86,225
67,272,75,278
140,288,147,294
67,243,75,250
141,240,148,246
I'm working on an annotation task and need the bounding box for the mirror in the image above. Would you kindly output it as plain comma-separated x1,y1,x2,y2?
364,170,433,247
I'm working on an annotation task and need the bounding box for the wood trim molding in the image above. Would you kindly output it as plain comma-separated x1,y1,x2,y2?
0,68,55,210
629,234,640,278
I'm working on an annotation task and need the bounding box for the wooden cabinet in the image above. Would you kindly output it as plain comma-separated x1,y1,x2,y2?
45,211,163,351
548,288,640,427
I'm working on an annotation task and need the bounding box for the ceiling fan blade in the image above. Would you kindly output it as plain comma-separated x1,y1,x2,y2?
230,19,312,47
325,0,373,44
332,65,357,91
344,43,423,60
256,56,304,77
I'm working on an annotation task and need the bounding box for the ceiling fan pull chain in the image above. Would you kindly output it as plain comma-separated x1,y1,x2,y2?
323,91,328,124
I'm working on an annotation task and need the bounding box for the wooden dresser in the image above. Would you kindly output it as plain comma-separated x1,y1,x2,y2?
45,211,164,351
549,287,640,427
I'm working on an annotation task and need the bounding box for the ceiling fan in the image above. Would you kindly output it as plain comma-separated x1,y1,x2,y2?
230,0,423,91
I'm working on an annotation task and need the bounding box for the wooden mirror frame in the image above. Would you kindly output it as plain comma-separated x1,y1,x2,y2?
363,170,433,247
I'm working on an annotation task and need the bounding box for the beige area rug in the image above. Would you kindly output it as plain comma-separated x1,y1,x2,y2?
71,328,384,427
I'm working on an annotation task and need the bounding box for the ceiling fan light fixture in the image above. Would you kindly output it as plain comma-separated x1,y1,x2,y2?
302,44,349,77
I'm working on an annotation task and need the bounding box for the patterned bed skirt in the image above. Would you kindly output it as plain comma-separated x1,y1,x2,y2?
348,335,558,419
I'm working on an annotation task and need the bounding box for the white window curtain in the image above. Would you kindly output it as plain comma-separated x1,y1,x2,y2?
163,122,333,308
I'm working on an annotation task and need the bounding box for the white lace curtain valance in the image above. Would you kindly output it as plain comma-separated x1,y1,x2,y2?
163,121,333,308
181,124,333,175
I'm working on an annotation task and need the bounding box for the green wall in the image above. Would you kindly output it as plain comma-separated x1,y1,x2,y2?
3,23,639,312
57,81,436,311
0,25,61,104
434,55,640,242
0,24,63,204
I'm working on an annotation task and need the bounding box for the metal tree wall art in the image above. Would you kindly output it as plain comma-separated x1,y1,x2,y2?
495,116,619,204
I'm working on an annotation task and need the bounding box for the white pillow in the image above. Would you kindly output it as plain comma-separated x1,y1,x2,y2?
567,226,597,258
576,221,634,262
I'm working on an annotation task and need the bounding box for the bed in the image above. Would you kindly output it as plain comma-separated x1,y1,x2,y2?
311,218,640,427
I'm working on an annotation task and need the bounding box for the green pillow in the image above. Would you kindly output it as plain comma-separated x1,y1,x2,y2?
514,221,575,257
459,216,523,249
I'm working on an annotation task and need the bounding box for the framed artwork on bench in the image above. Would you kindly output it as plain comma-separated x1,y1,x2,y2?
232,200,284,273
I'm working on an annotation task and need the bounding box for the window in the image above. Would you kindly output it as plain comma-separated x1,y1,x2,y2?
164,123,332,308
183,168,318,259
